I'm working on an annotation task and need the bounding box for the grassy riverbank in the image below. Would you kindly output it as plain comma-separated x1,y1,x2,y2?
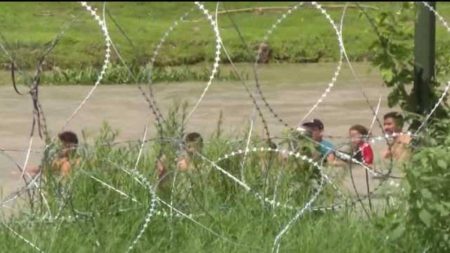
2,2,450,72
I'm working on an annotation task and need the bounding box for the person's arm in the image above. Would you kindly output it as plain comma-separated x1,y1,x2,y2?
382,147,391,159
177,157,189,171
328,152,348,167
395,142,411,162
156,155,167,179
323,141,340,166
25,165,41,178
396,135,412,161
327,152,336,164
60,158,71,177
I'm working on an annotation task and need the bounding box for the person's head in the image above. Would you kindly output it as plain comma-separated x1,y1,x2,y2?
301,119,324,142
184,132,203,155
383,112,404,135
349,124,369,149
58,131,78,157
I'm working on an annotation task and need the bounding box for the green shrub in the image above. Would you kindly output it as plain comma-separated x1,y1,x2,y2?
404,134,450,252
380,126,450,253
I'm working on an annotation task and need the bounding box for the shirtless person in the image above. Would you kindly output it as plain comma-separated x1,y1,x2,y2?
382,112,411,162
156,132,203,184
52,131,80,177
176,132,203,171
27,131,79,179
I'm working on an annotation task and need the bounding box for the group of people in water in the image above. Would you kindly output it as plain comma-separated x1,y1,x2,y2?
24,111,412,185
298,111,411,168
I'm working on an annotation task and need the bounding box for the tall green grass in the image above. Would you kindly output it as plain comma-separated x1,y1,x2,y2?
0,105,424,253
39,65,249,85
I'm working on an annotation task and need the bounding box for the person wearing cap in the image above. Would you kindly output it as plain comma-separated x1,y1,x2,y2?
300,119,336,164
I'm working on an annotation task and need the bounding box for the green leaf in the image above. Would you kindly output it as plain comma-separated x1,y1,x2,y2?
419,209,433,227
420,189,433,200
434,203,449,216
437,160,447,169
390,223,406,240
388,88,400,107
381,68,394,82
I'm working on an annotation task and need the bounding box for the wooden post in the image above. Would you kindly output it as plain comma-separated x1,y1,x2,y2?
413,2,436,115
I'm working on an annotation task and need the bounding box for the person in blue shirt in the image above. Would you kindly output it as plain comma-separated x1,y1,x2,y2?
301,119,336,164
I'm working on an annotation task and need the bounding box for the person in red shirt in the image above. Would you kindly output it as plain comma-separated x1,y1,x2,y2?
348,124,374,165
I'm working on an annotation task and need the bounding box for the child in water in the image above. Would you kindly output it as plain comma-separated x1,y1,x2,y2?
348,124,374,166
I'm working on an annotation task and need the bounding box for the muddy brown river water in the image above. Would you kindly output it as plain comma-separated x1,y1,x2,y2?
1,63,399,199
